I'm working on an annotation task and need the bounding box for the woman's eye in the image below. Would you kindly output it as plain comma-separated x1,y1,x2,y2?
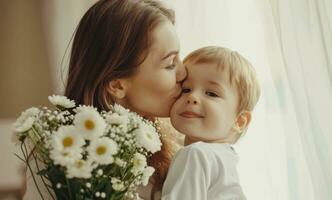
206,91,219,97
165,64,176,70
182,88,191,93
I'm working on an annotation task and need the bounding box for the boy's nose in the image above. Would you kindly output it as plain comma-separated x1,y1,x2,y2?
187,99,198,104
186,93,199,105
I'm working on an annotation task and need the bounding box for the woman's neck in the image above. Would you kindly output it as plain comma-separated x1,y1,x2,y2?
145,116,156,122
113,100,156,122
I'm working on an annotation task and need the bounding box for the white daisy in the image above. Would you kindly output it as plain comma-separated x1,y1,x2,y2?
50,147,82,167
13,107,39,132
88,137,118,165
97,169,103,176
66,159,93,179
115,158,127,168
105,113,129,125
111,177,125,191
112,104,130,116
48,95,75,108
131,153,147,175
141,166,155,186
74,106,106,140
50,126,85,152
134,123,161,153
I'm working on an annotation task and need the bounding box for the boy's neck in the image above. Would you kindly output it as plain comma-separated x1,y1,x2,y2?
184,135,237,146
184,136,199,146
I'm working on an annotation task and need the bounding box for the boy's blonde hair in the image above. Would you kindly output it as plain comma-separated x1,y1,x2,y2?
183,46,260,114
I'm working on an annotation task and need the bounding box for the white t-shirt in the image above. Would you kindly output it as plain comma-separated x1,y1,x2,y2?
161,142,246,200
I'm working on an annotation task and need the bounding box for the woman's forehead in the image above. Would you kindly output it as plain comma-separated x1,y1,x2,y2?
149,21,180,60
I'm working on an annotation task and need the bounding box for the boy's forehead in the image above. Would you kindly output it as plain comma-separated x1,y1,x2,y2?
185,61,230,80
186,60,226,70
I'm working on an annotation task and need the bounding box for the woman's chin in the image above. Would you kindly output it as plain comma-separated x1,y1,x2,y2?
156,109,171,118
141,108,171,120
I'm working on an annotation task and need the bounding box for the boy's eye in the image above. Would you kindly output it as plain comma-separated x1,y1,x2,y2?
206,91,219,97
182,88,191,93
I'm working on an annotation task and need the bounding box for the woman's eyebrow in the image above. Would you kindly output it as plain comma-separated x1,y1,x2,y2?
161,50,178,60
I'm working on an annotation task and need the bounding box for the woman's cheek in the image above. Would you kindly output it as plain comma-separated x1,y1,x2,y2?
165,71,178,91
154,71,175,93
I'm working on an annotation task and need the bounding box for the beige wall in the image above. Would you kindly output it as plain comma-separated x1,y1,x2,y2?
0,0,54,119
0,1,54,197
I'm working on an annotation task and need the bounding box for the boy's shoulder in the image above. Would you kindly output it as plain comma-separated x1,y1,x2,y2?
177,142,237,161
179,141,209,156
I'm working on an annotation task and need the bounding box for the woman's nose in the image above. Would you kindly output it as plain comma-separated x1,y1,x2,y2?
176,61,187,83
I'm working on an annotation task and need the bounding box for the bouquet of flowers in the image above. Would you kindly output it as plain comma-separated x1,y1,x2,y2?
13,95,161,200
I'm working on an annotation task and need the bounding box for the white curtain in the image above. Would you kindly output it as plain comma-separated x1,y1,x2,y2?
43,0,332,199
168,0,332,199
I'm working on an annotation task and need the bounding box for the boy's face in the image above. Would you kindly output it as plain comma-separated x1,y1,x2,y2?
170,62,240,142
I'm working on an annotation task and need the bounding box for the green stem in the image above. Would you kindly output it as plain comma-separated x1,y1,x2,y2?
65,178,73,200
22,142,45,200
32,152,55,200
110,194,116,200
31,127,48,157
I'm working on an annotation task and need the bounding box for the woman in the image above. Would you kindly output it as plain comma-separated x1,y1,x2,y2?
24,0,186,199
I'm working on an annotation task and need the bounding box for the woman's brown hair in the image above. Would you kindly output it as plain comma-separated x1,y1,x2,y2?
64,0,176,195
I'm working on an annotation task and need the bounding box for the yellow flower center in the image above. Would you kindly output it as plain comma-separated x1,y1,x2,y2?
85,120,95,130
96,146,107,155
62,137,73,147
62,152,69,157
75,160,84,168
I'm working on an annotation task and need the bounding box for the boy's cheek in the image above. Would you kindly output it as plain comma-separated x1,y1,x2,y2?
170,98,183,119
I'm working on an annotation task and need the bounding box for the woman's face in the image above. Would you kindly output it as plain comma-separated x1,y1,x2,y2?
121,21,186,118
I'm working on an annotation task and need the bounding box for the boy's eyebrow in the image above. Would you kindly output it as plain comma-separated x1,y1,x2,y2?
161,50,178,60
207,81,225,91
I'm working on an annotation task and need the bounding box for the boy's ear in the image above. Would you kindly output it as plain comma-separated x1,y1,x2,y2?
107,79,130,100
233,111,251,134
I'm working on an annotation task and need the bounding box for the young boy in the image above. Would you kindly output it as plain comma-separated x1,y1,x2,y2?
161,46,260,200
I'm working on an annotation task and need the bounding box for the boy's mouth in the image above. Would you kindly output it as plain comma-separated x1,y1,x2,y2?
179,111,204,118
